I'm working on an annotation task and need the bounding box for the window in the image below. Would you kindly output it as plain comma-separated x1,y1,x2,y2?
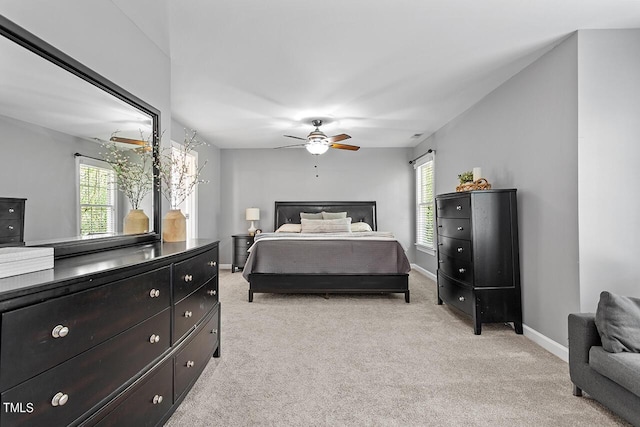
78,158,117,236
171,143,198,239
415,153,435,253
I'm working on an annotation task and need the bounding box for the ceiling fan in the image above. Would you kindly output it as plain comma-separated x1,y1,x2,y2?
278,120,360,155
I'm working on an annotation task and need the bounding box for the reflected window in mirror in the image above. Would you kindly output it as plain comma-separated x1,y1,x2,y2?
77,156,117,236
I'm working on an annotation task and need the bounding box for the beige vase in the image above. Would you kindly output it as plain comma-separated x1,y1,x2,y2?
163,209,187,242
123,209,149,235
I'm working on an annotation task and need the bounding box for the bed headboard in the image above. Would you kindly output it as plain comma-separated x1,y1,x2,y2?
274,201,377,231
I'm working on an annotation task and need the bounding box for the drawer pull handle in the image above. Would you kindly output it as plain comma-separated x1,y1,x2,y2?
458,268,466,273
153,395,164,405
456,205,462,210
8,208,14,213
51,392,69,407
149,334,160,344
184,274,193,282
459,296,465,302
149,289,160,298
7,225,14,230
184,311,193,318
457,247,463,253
207,289,217,296
211,328,218,334
52,325,69,338
208,261,217,267
186,360,195,368
457,226,463,231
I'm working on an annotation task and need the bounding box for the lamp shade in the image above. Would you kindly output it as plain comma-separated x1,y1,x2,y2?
306,142,329,155
245,208,260,221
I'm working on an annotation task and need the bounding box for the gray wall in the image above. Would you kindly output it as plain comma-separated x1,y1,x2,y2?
412,34,581,345
219,147,413,264
577,30,640,310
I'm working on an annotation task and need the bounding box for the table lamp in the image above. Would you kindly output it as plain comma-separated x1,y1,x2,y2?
246,208,260,235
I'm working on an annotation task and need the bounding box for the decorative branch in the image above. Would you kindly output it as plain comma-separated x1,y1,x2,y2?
100,131,153,210
155,129,209,210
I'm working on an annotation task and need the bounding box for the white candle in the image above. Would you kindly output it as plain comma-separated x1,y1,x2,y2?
473,167,482,181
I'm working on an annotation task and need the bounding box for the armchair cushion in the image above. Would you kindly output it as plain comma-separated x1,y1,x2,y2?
595,291,640,353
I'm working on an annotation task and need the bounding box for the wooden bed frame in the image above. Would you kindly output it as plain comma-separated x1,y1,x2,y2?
247,201,410,303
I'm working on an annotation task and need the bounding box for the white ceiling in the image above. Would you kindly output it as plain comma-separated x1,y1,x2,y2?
161,1,640,149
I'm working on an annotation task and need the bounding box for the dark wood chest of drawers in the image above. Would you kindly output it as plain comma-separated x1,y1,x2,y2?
0,197,26,246
231,234,254,273
435,190,522,335
0,239,220,426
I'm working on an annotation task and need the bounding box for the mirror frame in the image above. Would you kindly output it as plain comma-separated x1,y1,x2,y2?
0,15,161,257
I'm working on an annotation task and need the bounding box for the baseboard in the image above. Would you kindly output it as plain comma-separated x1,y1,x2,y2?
523,324,568,362
409,264,568,362
410,264,436,281
219,263,232,270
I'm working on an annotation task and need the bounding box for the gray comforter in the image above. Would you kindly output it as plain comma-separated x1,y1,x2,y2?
242,232,411,281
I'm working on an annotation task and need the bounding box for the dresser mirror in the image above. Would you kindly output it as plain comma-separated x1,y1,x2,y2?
0,15,161,257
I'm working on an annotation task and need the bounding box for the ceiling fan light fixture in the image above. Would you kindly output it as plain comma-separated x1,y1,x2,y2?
306,141,329,155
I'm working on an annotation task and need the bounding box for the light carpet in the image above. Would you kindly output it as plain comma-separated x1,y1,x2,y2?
166,270,628,426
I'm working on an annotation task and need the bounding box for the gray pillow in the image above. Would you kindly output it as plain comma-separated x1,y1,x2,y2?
595,291,640,353
300,212,323,220
321,211,347,219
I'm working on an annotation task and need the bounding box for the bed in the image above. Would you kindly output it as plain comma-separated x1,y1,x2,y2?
242,201,411,302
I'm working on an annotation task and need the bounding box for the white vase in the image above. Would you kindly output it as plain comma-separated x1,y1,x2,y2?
162,209,187,242
123,209,149,235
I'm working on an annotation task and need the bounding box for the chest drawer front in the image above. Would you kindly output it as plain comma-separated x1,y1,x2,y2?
94,360,173,427
0,266,170,390
437,218,471,240
0,200,24,219
174,308,219,400
436,196,471,218
0,219,21,238
438,253,473,284
174,247,219,302
174,278,219,343
438,272,474,316
438,235,471,261
1,309,170,427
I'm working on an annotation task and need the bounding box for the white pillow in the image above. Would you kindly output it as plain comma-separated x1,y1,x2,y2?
301,217,352,233
275,223,302,233
351,222,373,232
321,211,347,219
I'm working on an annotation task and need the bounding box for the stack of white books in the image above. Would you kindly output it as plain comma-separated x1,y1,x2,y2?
0,247,54,279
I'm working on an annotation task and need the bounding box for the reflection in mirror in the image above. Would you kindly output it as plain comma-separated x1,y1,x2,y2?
0,16,160,253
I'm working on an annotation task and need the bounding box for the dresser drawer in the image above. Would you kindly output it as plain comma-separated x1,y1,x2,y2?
436,196,471,218
438,272,474,316
1,308,170,427
0,199,24,219
174,308,219,400
438,253,473,284
174,247,218,302
437,218,471,240
0,266,170,390
438,235,471,261
0,219,21,238
94,360,173,427
174,278,219,343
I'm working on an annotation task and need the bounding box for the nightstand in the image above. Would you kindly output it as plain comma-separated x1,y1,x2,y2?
231,234,254,273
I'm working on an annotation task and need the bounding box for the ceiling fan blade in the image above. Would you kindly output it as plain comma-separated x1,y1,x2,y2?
109,136,148,146
330,143,360,151
274,143,307,149
325,134,351,143
283,135,308,141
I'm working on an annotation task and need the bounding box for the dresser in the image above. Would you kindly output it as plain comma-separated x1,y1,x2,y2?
0,198,26,247
435,189,522,335
0,239,220,426
231,234,254,273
